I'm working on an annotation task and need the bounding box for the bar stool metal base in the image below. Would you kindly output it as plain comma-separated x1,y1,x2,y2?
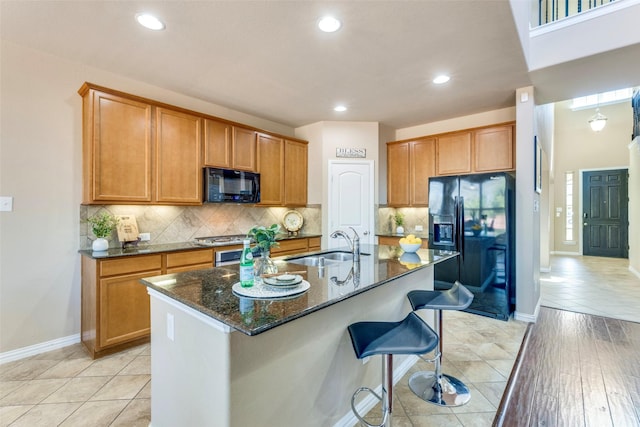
408,370,471,407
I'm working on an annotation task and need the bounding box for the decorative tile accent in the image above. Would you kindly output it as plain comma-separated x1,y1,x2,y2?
377,207,429,235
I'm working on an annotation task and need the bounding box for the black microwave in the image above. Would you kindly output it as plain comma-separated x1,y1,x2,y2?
203,168,260,203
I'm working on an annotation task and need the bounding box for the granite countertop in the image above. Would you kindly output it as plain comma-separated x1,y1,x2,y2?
78,234,322,259
139,244,458,336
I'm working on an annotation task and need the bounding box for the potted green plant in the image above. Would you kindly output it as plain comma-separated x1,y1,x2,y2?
393,212,405,235
247,224,282,277
88,212,119,251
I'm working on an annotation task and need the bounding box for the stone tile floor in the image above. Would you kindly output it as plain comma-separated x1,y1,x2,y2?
1,255,636,426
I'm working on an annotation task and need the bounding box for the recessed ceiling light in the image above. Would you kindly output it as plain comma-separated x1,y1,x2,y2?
433,75,450,84
334,105,347,112
318,16,341,33
136,13,165,31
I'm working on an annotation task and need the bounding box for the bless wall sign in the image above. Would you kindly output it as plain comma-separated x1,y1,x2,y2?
336,148,366,158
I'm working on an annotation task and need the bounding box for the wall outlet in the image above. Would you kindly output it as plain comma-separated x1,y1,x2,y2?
414,225,423,232
167,313,175,341
0,196,13,212
139,232,151,241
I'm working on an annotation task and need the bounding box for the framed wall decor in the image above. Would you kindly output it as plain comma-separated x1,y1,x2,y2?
534,136,542,194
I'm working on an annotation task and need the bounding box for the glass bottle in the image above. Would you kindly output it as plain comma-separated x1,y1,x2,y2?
239,239,254,287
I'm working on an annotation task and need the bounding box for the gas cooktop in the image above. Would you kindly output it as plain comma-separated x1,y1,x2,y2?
193,235,248,247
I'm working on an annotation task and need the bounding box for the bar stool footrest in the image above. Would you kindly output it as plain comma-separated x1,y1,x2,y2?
351,387,388,427
408,371,471,407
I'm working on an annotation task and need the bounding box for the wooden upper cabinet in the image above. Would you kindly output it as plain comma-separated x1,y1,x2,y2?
81,87,152,203
436,132,472,175
410,138,435,206
474,125,514,172
155,108,202,204
203,119,232,168
257,133,285,205
284,140,308,206
387,142,410,207
232,127,257,172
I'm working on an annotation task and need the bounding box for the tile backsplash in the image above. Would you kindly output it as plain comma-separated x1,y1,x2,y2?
377,207,429,235
80,204,322,250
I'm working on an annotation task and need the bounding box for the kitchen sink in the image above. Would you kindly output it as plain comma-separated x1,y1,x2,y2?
286,251,368,266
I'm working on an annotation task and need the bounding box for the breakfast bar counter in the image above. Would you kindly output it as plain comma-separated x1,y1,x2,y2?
140,245,457,427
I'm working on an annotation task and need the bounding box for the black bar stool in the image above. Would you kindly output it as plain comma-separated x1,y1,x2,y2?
406,281,474,407
347,312,439,427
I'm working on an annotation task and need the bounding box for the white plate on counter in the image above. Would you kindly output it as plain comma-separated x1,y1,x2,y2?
232,280,310,299
262,274,303,288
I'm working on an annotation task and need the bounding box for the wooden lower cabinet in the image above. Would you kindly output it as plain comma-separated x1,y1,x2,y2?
81,248,214,358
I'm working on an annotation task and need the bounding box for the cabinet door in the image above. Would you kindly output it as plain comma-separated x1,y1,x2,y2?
474,125,514,172
387,142,410,206
232,127,257,171
88,90,152,203
410,138,435,206
284,140,308,206
436,132,472,175
257,134,285,205
155,108,202,204
166,249,214,270
203,119,232,168
271,238,308,257
98,270,160,348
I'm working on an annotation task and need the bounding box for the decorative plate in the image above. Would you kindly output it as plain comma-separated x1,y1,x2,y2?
232,280,310,299
282,210,304,232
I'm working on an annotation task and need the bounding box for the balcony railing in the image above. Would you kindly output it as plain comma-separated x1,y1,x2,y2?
538,0,616,25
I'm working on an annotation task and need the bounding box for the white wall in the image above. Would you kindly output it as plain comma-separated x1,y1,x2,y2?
0,40,295,354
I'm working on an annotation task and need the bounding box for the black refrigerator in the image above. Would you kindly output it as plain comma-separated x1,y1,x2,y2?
428,172,515,320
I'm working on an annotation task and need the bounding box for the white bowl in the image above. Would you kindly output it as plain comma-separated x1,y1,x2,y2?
399,242,421,253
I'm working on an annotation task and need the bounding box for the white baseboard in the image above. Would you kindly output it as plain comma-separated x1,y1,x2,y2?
0,334,80,365
540,267,551,273
333,354,418,427
550,251,581,256
514,299,540,323
630,265,640,280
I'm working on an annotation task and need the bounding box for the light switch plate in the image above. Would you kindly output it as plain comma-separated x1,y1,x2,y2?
0,196,13,212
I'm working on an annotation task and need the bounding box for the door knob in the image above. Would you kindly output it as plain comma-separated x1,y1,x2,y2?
583,222,588,226
363,231,369,235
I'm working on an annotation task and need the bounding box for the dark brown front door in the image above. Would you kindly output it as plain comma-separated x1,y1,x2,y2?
582,169,628,258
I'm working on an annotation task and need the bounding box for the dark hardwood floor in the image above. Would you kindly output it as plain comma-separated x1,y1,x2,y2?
494,306,640,426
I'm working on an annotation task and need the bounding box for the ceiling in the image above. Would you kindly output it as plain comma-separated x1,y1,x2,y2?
2,0,628,131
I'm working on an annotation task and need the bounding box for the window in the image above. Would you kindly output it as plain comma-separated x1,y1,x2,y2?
565,171,574,241
570,88,633,110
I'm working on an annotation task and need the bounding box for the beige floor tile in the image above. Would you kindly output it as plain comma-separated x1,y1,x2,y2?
30,344,88,361
448,360,507,383
77,353,137,377
0,405,33,427
9,402,81,427
0,381,24,400
119,355,150,375
42,376,111,403
110,398,150,427
455,411,496,426
135,380,151,399
449,384,495,413
0,360,59,381
0,378,68,405
36,359,93,379
59,400,128,427
409,413,463,426
89,375,150,401
472,381,507,407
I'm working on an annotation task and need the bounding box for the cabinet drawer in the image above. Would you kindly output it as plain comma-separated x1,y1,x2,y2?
272,238,308,255
99,255,162,277
166,249,214,268
308,237,321,250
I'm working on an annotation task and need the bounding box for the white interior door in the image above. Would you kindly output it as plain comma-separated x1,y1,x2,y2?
328,160,374,249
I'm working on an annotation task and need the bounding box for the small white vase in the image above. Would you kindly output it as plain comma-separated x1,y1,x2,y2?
92,237,109,251
396,226,404,234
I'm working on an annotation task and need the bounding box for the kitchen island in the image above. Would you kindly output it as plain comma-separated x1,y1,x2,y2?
140,245,457,427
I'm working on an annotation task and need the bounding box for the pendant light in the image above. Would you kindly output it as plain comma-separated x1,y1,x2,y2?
589,108,607,132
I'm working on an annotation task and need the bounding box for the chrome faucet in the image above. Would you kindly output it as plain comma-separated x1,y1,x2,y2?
330,227,360,261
